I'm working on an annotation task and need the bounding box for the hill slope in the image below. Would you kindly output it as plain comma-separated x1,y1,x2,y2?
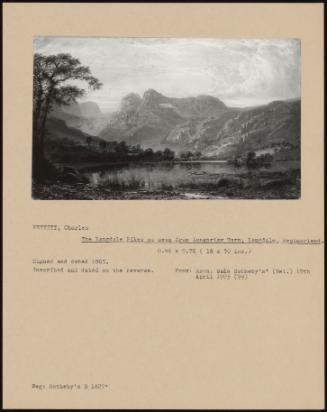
165,100,301,159
99,89,300,159
49,101,108,135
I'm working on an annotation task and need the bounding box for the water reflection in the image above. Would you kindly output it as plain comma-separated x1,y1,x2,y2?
85,161,299,192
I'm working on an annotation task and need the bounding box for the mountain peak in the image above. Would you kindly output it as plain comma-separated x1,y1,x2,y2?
121,93,142,111
141,89,167,109
142,89,166,102
143,89,163,97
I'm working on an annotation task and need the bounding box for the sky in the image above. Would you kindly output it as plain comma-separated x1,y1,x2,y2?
34,37,301,113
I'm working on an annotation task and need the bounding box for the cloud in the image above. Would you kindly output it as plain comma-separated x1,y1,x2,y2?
34,37,300,111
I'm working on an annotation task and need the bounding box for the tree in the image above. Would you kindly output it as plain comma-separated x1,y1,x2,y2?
263,153,273,163
154,150,163,161
163,148,175,161
33,53,102,176
180,151,194,161
246,151,257,168
233,155,243,168
144,148,154,159
86,136,92,148
99,140,107,152
116,141,128,155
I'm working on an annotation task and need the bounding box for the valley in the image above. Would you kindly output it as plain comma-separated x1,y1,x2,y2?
34,89,300,200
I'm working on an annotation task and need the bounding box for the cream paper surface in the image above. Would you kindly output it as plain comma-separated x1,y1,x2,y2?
3,3,324,409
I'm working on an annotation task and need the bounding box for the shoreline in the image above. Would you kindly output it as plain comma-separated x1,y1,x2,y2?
55,159,299,173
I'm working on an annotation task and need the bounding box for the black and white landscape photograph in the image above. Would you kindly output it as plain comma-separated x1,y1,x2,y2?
32,37,301,199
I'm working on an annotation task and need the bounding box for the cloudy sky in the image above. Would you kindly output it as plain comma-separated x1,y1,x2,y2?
34,37,301,113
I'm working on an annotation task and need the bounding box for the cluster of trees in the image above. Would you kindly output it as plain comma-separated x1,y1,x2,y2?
49,133,208,165
246,151,273,168
85,137,176,161
232,151,274,169
96,139,175,159
48,135,178,164
179,151,202,161
87,138,205,162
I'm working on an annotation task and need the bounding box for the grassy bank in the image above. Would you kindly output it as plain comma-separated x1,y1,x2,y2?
32,168,300,200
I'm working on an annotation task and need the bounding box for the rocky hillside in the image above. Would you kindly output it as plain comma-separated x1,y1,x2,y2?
99,89,228,150
165,99,301,159
99,89,300,159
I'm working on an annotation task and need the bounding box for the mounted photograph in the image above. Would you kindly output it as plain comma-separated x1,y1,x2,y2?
32,37,301,199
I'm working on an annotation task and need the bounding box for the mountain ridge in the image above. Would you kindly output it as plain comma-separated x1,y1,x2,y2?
98,89,300,159
47,89,300,160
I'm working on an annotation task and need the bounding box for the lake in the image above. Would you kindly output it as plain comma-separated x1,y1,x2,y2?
84,160,300,194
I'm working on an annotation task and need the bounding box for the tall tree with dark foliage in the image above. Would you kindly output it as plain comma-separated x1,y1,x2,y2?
32,53,102,180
